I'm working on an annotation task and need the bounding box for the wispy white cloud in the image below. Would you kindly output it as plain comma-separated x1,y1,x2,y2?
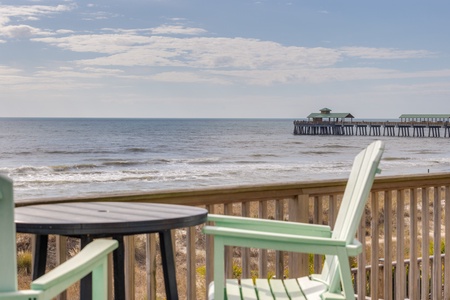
0,16,10,26
150,71,231,85
81,10,119,21
33,34,152,54
0,66,35,85
29,27,446,86
35,67,124,79
0,2,444,90
0,3,74,38
0,24,52,38
150,25,207,35
340,47,433,59
34,34,342,69
56,29,75,34
0,4,73,20
372,81,450,99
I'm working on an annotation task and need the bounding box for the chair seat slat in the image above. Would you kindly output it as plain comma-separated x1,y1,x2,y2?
240,279,258,300
297,277,327,299
268,279,290,300
226,279,243,300
255,279,273,299
283,278,305,299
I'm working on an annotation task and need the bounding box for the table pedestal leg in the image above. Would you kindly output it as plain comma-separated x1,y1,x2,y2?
112,235,126,300
32,234,48,280
159,230,179,300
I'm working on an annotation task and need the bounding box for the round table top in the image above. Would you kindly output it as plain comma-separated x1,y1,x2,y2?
15,202,208,237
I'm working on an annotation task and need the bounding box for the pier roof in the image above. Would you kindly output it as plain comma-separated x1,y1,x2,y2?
400,114,450,119
307,112,354,119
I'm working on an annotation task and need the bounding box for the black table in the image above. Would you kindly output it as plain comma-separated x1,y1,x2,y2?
15,202,208,300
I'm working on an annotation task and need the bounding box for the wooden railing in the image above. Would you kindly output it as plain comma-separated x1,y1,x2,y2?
18,172,450,300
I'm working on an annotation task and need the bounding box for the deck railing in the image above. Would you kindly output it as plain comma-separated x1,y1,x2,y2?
18,172,450,300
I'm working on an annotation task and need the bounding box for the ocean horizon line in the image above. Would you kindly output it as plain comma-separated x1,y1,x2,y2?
0,116,402,121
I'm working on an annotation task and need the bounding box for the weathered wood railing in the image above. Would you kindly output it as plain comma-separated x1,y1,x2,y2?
17,172,450,299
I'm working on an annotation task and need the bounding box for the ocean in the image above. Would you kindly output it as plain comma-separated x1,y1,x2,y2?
1,118,449,201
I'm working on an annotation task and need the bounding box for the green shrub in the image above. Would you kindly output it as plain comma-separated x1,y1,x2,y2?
17,251,32,273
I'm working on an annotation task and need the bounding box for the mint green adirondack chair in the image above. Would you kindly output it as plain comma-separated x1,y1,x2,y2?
0,174,118,300
204,140,384,300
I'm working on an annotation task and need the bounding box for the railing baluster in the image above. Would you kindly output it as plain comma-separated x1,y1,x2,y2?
422,188,430,300
56,236,67,300
432,186,442,300
224,203,233,279
370,191,380,300
124,235,135,300
313,196,322,274
396,189,406,300
258,200,268,278
384,191,393,300
445,186,450,299
205,204,215,300
241,201,251,279
409,188,419,300
298,194,310,277
288,196,299,278
357,218,367,299
328,194,337,229
275,199,284,279
145,233,157,300
187,227,197,300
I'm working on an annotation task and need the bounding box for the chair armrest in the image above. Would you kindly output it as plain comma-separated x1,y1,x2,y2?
31,239,118,297
204,226,354,256
207,214,331,238
346,238,362,256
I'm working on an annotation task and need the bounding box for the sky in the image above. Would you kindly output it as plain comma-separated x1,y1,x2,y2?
1,1,450,119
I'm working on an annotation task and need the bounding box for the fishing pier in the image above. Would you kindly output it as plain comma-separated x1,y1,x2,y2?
293,108,450,138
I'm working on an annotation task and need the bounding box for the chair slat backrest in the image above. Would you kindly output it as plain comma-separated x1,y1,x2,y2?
0,175,19,292
320,140,384,291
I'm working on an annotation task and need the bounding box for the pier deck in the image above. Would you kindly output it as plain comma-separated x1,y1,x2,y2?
293,120,450,137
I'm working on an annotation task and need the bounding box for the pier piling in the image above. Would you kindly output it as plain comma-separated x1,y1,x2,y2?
293,120,449,138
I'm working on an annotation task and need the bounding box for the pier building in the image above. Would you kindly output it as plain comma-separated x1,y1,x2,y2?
294,109,450,138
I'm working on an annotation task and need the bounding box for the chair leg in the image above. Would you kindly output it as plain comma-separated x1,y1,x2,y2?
213,238,226,300
337,249,355,300
32,234,48,280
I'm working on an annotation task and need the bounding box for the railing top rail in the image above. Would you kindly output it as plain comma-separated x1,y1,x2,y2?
16,172,450,208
